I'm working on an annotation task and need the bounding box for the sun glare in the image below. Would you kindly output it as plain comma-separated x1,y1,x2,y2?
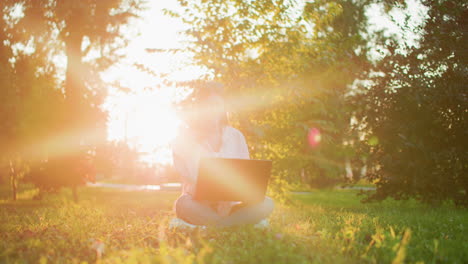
100,1,202,165
104,89,181,164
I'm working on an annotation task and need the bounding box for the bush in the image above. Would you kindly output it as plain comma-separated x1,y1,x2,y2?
25,153,95,200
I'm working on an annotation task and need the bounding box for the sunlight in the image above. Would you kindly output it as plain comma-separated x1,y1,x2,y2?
100,1,201,164
104,89,181,164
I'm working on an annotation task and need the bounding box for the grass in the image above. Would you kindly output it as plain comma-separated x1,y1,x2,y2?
0,185,467,264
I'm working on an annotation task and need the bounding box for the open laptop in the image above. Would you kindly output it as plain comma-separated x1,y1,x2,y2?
194,158,272,203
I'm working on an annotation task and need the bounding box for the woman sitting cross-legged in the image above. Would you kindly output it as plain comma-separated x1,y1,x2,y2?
171,82,274,228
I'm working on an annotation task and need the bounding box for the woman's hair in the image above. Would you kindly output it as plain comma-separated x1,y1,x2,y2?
193,81,224,103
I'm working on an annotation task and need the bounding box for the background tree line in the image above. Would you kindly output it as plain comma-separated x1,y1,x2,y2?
1,0,466,206
0,0,146,201
170,0,467,206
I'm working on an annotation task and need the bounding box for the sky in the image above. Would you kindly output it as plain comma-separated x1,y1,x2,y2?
102,0,427,165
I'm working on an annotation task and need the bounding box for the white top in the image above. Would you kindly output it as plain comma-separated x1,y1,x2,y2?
172,126,250,196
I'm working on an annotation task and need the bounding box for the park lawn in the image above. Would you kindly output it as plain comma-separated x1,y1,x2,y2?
0,186,467,264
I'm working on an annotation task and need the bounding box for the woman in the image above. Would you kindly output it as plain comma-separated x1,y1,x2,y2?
171,82,274,227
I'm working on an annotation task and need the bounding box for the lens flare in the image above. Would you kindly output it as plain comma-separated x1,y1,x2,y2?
308,128,321,147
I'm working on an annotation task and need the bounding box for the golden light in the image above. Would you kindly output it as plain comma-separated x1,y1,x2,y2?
104,88,182,164
100,1,202,164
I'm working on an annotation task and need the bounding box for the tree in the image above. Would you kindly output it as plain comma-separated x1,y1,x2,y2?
0,0,145,201
0,0,63,200
0,1,18,200
170,0,373,189
355,0,468,206
25,150,96,200
45,0,145,200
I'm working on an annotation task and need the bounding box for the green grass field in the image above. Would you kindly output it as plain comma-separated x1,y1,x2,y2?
0,185,467,264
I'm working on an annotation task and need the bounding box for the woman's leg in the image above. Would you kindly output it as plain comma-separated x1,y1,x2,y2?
175,194,222,226
219,197,274,227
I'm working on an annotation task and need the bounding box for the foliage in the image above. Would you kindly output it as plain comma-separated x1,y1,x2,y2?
354,0,468,206
93,141,174,185
0,0,145,199
93,141,142,180
0,0,66,200
267,175,293,205
170,0,375,189
1,186,467,263
24,152,96,199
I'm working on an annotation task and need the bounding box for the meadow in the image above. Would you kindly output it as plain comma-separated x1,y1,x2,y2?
0,185,467,264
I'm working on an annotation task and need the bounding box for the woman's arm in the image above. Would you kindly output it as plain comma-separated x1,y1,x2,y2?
234,129,250,159
237,130,250,159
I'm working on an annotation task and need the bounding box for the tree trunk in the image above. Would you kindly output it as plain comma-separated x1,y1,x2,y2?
64,31,86,147
64,32,85,202
72,186,78,203
10,177,17,201
64,32,84,106
9,160,17,201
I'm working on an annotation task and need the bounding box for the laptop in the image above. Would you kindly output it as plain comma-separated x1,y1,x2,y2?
194,158,272,203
